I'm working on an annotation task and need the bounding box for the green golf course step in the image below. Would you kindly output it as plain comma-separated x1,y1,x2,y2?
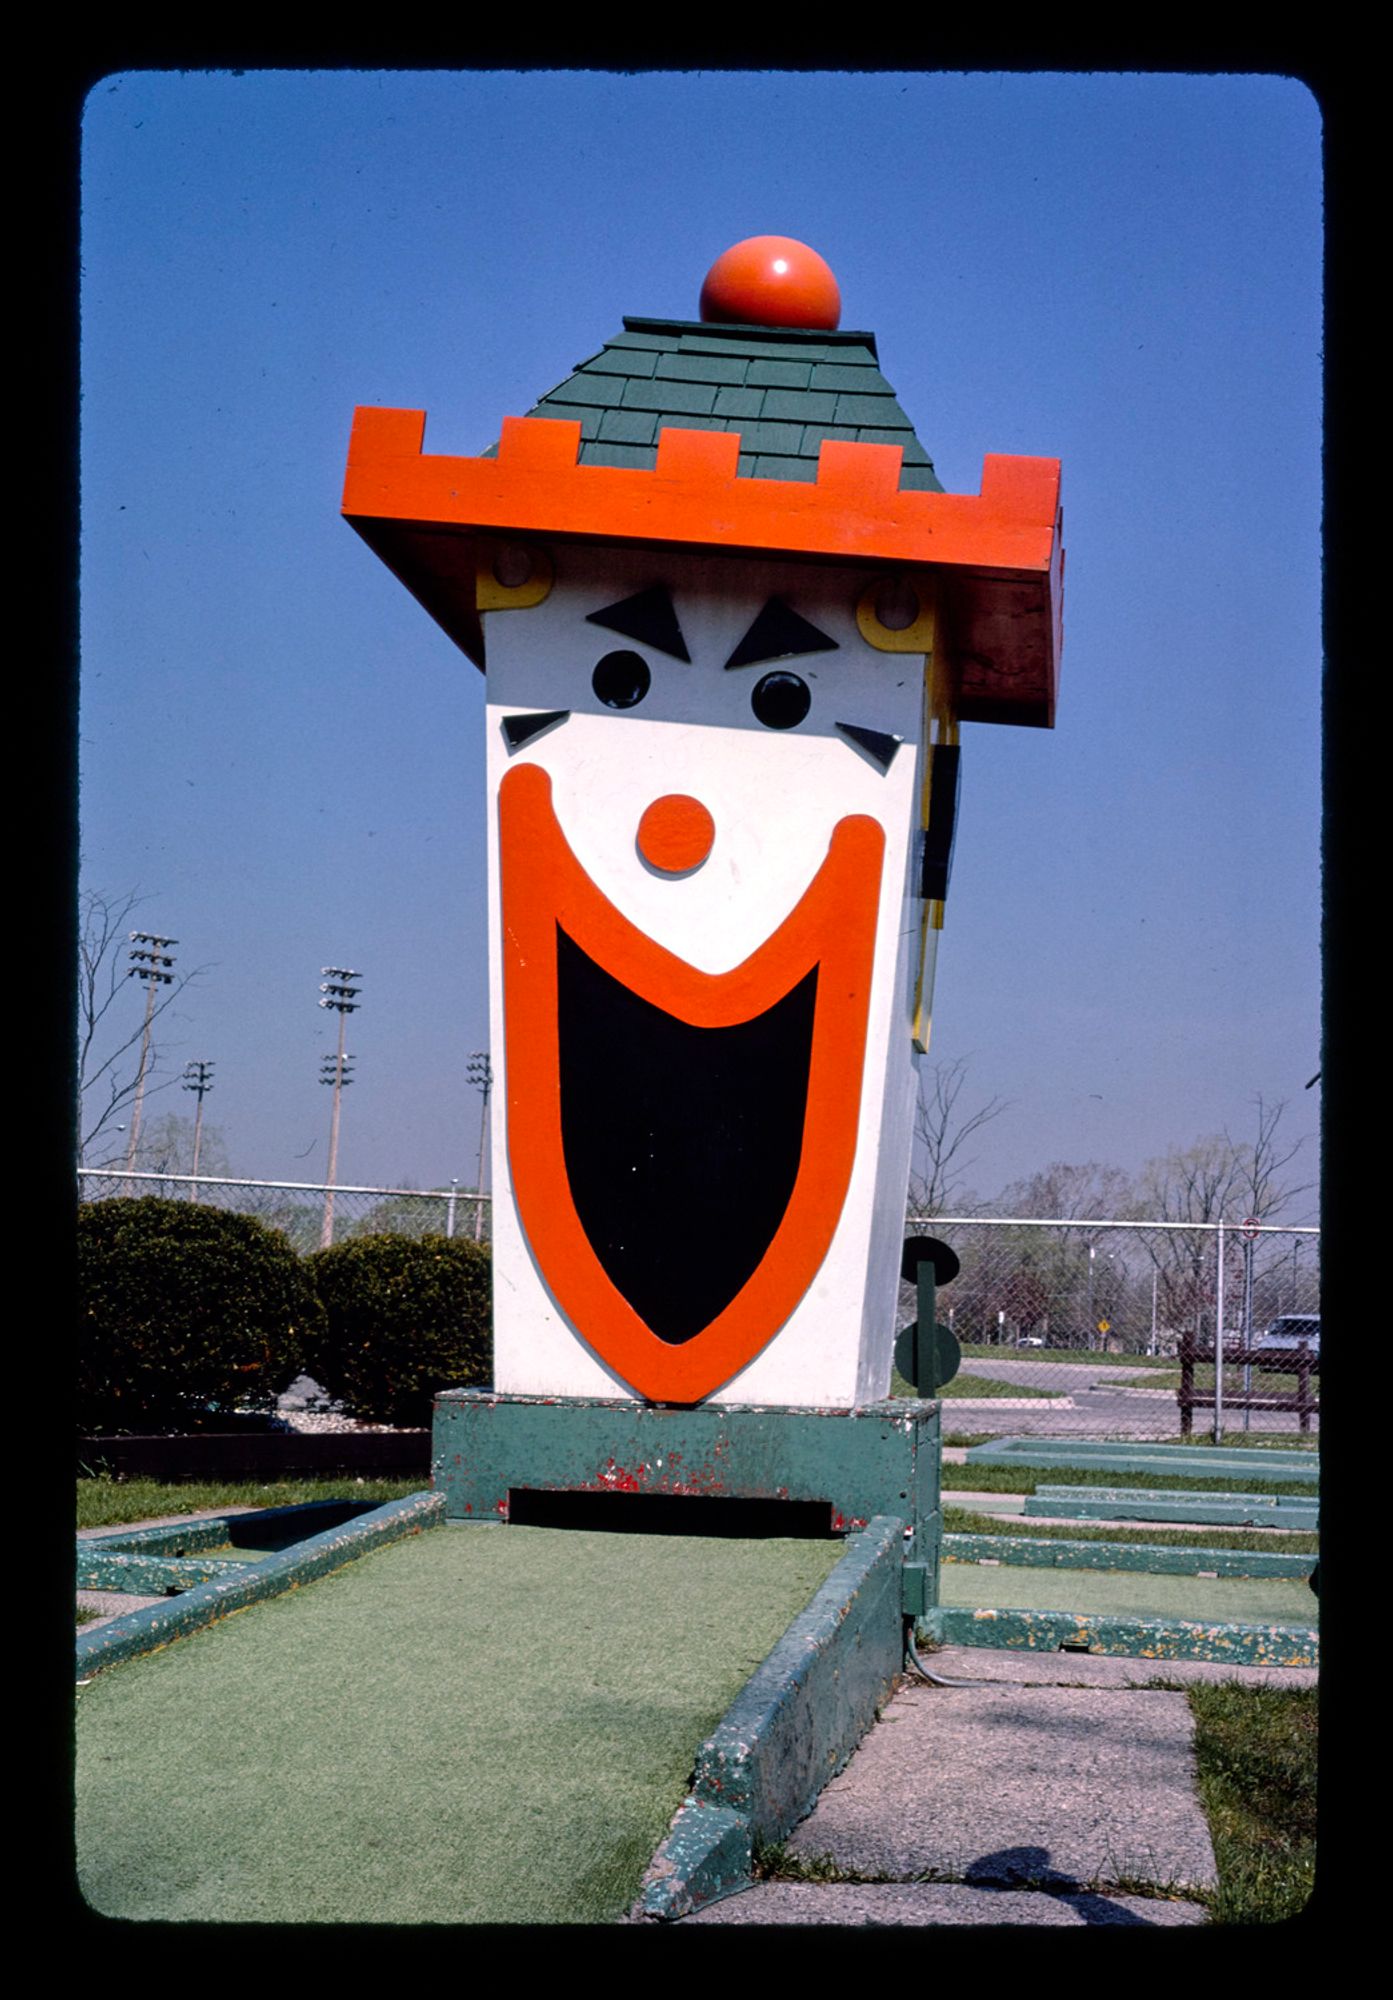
967,1438,1319,1484
1025,1486,1319,1529
943,1533,1317,1579
77,1549,265,1594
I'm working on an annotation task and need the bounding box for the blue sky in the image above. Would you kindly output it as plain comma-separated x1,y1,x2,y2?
78,69,1322,1209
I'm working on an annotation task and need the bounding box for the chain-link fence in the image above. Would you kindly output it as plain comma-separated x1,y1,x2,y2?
78,1169,492,1252
899,1215,1320,1439
77,1174,1318,1438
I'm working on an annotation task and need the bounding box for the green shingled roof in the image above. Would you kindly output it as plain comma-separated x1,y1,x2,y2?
486,316,943,492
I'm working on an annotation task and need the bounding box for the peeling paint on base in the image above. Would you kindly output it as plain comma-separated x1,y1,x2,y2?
78,1549,253,1593
918,1603,1318,1668
636,1800,752,1919
433,1392,941,1564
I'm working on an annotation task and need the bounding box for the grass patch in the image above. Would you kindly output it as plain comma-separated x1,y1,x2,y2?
956,1344,1173,1368
1186,1680,1317,1923
1149,1365,1319,1393
942,1372,1062,1400
76,1475,424,1531
76,1605,102,1626
943,1433,995,1448
943,1506,1320,1555
942,1463,1317,1500
891,1368,1059,1401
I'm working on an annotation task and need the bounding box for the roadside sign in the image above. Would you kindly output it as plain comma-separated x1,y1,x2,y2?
1241,1217,1261,1241
1097,1320,1110,1335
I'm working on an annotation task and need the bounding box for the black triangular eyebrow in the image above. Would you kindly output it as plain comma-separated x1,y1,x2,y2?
723,597,839,671
835,722,902,772
586,585,690,662
502,710,570,751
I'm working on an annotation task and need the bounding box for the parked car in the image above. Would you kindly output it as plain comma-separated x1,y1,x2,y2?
1255,1314,1320,1362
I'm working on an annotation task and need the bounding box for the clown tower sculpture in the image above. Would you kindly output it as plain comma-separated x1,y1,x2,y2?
343,238,1061,1528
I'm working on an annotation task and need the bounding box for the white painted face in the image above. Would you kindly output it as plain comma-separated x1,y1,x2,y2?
483,538,928,1409
484,543,923,969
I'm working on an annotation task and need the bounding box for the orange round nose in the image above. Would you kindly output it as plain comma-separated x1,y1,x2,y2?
637,794,715,874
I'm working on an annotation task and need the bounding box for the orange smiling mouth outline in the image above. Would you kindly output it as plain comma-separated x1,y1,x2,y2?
500,761,885,1403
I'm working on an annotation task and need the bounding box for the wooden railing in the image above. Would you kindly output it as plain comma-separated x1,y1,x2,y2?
1176,1341,1319,1435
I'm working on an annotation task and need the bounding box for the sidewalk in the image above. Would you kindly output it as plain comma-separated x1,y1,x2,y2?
681,1646,1315,1926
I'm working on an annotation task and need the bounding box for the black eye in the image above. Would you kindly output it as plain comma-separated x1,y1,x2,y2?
592,650,651,709
751,671,811,730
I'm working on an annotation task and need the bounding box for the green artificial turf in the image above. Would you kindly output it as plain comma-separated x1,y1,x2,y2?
938,1562,1318,1627
76,1521,842,1925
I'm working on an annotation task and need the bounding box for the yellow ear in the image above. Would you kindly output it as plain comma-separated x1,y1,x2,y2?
477,541,555,611
856,571,937,653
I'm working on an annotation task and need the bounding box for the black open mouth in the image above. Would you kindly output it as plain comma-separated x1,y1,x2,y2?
556,924,818,1344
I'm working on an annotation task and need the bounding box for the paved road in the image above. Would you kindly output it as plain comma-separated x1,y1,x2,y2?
947,1357,1319,1438
957,1357,1165,1390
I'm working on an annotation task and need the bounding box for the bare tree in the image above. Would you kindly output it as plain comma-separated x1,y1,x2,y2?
130,1111,230,1179
77,887,205,1166
906,1056,1009,1217
1135,1096,1315,1348
1225,1094,1315,1224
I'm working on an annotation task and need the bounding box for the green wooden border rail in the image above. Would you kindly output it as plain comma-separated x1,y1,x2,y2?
943,1533,1317,1579
636,1516,907,1920
966,1437,1319,1484
919,1604,1318,1669
1024,1486,1319,1529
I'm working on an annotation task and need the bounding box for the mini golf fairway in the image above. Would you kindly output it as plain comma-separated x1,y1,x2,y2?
77,1521,842,1924
939,1562,1318,1627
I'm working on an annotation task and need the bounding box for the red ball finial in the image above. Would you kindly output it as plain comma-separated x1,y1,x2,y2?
699,236,841,331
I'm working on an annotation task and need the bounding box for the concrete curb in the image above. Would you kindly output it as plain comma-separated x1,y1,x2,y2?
919,1603,1318,1669
943,1532,1317,1579
75,1490,445,1679
636,1515,906,1921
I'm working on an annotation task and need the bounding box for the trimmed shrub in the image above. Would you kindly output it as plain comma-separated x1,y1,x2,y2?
78,1197,322,1434
309,1233,492,1427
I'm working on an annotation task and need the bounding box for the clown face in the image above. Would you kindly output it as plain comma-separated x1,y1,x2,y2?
484,539,928,1407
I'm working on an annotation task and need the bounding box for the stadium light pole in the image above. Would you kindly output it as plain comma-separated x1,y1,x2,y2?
319,967,361,1248
182,1059,215,1202
124,932,178,1175
467,1051,492,1242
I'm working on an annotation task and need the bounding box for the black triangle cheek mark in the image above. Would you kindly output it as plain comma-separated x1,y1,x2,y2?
586,586,690,662
724,596,839,671
835,722,902,773
502,710,571,751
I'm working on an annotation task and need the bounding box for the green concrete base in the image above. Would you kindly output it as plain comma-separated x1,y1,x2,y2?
433,1391,941,1570
637,1516,907,1920
1026,1486,1319,1529
968,1437,1319,1484
919,1603,1318,1669
76,1491,445,1679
